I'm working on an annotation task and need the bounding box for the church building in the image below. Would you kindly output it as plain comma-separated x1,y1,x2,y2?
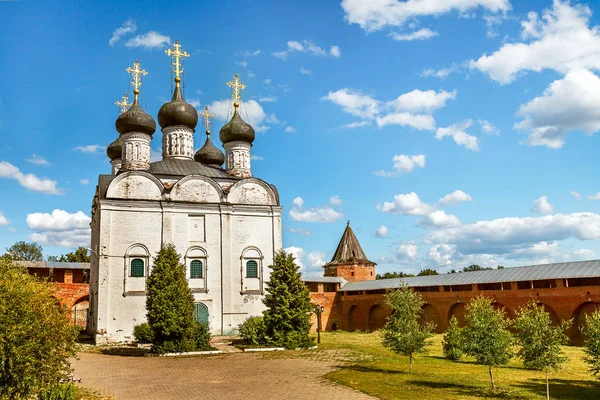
89,42,282,343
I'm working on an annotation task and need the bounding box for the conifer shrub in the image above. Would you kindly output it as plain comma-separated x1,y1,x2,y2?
146,244,197,354
443,315,464,361
263,250,313,349
239,316,267,347
133,322,154,344
194,322,212,351
0,259,78,399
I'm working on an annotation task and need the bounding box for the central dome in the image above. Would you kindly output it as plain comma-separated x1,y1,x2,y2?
158,86,198,130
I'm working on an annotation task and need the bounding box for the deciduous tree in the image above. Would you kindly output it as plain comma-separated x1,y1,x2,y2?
4,241,43,261
583,308,600,379
443,315,464,361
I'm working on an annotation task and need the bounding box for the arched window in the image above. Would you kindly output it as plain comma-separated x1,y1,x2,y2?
130,258,145,277
246,260,258,278
190,260,203,279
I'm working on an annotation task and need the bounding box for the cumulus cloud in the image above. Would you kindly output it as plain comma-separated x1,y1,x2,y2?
436,120,479,151
27,209,91,248
341,0,510,32
390,28,438,41
377,192,434,215
322,89,381,119
329,196,343,206
470,1,600,83
307,251,327,267
0,161,62,195
258,95,277,103
587,192,600,200
438,189,473,206
293,196,304,208
479,119,500,135
74,145,106,154
284,126,296,133
187,98,201,108
394,242,418,262
389,89,456,113
208,99,269,132
375,154,425,177
273,40,340,59
290,207,344,223
0,211,10,226
125,31,170,49
330,46,341,57
420,210,462,228
284,246,305,269
26,154,51,166
109,19,137,46
426,243,498,271
532,196,555,215
515,69,600,149
375,225,388,238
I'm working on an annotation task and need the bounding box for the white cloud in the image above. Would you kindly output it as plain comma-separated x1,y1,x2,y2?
250,155,264,161
307,251,327,267
329,196,343,206
571,190,581,199
258,95,277,102
209,99,268,132
26,154,51,166
287,227,312,236
438,189,473,206
247,71,255,78
389,89,456,112
395,242,418,262
435,120,479,151
236,60,248,68
263,78,272,85
293,196,304,208
479,119,500,135
420,210,462,228
376,112,435,130
421,65,458,78
515,69,600,149
390,28,438,41
125,31,170,50
240,49,261,56
426,243,498,271
375,154,425,177
0,211,10,226
341,0,511,32
109,19,137,46
336,121,371,130
377,192,434,215
299,67,312,75
0,161,62,195
187,98,201,108
322,89,381,119
79,179,89,185
27,209,91,248
470,1,600,83
283,246,305,269
588,192,600,200
290,207,344,223
74,144,106,154
285,126,296,133
272,40,340,59
532,196,555,215
375,225,388,238
330,46,341,58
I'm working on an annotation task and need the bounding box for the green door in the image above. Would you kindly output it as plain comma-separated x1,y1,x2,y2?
194,303,209,325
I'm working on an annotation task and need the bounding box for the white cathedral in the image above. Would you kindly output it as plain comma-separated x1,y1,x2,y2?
89,44,282,343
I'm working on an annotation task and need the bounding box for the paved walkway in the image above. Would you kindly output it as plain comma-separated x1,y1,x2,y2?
72,351,376,400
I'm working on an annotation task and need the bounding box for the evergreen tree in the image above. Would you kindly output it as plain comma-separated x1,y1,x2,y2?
381,284,435,372
514,301,571,400
263,249,313,349
463,296,513,389
583,308,600,378
146,244,196,354
443,315,464,361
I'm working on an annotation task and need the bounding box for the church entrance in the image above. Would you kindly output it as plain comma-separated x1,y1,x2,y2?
194,303,209,325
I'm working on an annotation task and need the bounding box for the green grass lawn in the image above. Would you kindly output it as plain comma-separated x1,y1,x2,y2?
314,331,600,399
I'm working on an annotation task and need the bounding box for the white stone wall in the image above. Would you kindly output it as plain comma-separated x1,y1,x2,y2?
162,126,195,160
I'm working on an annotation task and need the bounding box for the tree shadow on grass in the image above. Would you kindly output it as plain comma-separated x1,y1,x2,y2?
343,365,406,375
99,347,149,357
410,380,529,399
514,378,600,400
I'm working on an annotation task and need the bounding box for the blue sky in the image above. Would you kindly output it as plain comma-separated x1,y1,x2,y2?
1,0,600,275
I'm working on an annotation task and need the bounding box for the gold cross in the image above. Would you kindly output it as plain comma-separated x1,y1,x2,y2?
199,106,215,133
226,73,245,107
125,59,148,101
114,93,132,114
165,40,190,85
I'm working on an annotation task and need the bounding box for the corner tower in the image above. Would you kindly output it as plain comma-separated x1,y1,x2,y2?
323,221,376,282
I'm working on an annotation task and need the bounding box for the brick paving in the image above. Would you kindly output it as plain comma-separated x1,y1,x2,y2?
72,351,376,400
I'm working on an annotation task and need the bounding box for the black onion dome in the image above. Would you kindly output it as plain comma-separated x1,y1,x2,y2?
115,101,156,135
158,86,198,130
106,136,122,160
195,134,225,167
219,108,255,145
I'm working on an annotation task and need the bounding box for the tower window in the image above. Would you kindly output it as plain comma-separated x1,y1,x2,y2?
246,260,258,278
130,258,145,277
190,260,203,279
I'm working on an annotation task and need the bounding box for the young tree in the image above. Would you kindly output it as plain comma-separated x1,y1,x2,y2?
583,308,600,378
4,241,43,261
146,244,196,354
58,247,91,263
514,301,571,400
381,284,435,372
0,258,78,398
263,249,313,349
462,296,513,389
443,315,464,361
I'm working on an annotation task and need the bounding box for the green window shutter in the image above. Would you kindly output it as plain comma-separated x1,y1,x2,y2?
246,260,258,278
194,302,209,324
131,258,144,277
190,260,203,279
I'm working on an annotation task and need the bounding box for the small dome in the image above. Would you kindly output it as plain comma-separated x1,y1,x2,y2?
158,86,198,130
195,134,225,167
115,101,156,135
219,107,255,145
106,136,122,160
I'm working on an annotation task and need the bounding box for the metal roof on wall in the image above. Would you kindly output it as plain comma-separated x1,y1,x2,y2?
340,259,600,292
301,276,347,284
16,261,90,270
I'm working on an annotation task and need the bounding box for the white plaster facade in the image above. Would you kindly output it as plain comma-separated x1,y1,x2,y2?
89,168,282,343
